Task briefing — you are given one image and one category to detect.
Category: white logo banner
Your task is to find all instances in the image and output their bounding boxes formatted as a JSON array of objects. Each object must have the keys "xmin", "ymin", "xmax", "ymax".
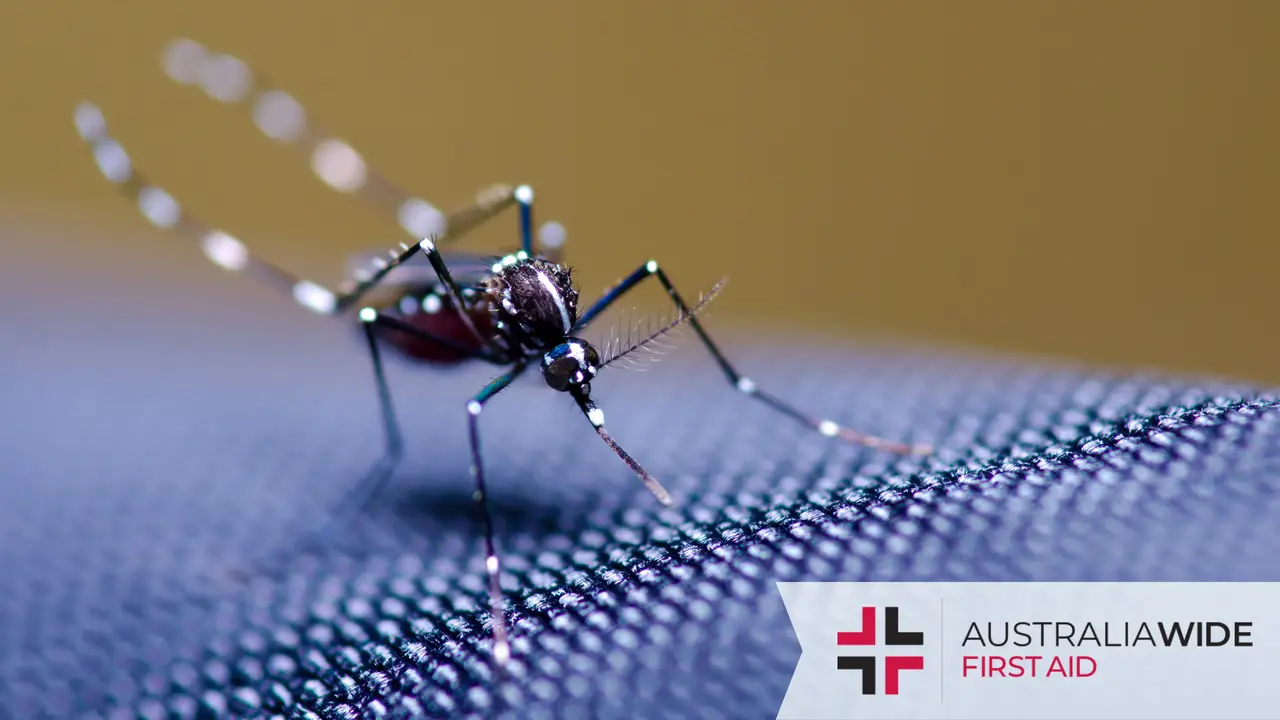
[{"xmin": 777, "ymin": 582, "xmax": 1280, "ymax": 720}]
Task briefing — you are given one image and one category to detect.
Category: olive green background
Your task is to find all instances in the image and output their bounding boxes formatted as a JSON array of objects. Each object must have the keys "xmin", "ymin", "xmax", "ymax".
[{"xmin": 2, "ymin": 2, "xmax": 1276, "ymax": 382}]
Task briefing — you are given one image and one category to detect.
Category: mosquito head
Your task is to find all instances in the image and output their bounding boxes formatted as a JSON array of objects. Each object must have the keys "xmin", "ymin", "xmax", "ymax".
[{"xmin": 541, "ymin": 337, "xmax": 600, "ymax": 392}]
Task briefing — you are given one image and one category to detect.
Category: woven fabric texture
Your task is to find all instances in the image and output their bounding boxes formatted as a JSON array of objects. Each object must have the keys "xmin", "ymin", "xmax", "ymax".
[{"xmin": 3, "ymin": 228, "xmax": 1279, "ymax": 719}]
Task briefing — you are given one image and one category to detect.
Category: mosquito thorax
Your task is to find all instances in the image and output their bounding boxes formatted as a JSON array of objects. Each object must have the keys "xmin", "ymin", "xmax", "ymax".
[
  {"xmin": 484, "ymin": 253, "xmax": 580, "ymax": 350},
  {"xmin": 541, "ymin": 337, "xmax": 601, "ymax": 392}
]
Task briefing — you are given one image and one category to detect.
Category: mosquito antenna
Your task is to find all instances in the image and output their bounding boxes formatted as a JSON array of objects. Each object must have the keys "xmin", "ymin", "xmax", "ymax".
[
  {"xmin": 607, "ymin": 309, "xmax": 683, "ymax": 372},
  {"xmin": 603, "ymin": 308, "xmax": 668, "ymax": 372},
  {"xmin": 600, "ymin": 278, "xmax": 727, "ymax": 370}
]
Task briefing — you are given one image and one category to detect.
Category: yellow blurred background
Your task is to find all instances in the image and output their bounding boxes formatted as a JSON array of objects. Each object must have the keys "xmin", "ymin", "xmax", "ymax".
[{"xmin": 1, "ymin": 2, "xmax": 1276, "ymax": 382}]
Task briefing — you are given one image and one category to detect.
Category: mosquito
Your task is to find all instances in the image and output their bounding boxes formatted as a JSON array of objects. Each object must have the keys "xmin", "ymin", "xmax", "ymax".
[{"xmin": 72, "ymin": 38, "xmax": 931, "ymax": 668}]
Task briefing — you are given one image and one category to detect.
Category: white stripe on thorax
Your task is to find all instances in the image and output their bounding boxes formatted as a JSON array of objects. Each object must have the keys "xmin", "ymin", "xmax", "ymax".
[{"xmin": 534, "ymin": 268, "xmax": 571, "ymax": 333}]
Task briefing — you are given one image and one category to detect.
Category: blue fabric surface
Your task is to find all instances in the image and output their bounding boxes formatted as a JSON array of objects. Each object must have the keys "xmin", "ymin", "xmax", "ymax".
[{"xmin": 3, "ymin": 227, "xmax": 1279, "ymax": 719}]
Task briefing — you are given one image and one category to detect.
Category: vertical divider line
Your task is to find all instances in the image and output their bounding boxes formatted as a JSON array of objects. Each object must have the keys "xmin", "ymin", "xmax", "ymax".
[{"xmin": 939, "ymin": 597, "xmax": 945, "ymax": 704}]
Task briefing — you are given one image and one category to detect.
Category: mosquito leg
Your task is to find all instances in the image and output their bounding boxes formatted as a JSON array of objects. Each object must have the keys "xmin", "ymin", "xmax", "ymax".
[
  {"xmin": 465, "ymin": 363, "xmax": 531, "ymax": 668},
  {"xmin": 413, "ymin": 237, "xmax": 503, "ymax": 352},
  {"xmin": 301, "ymin": 316, "xmax": 405, "ymax": 546},
  {"xmin": 328, "ymin": 309, "xmax": 501, "ymax": 522},
  {"xmin": 301, "ymin": 310, "xmax": 503, "ymax": 543},
  {"xmin": 515, "ymin": 185, "xmax": 535, "ymax": 255},
  {"xmin": 159, "ymin": 38, "xmax": 568, "ymax": 253},
  {"xmin": 575, "ymin": 260, "xmax": 931, "ymax": 455},
  {"xmin": 75, "ymin": 99, "xmax": 504, "ymax": 325},
  {"xmin": 72, "ymin": 101, "xmax": 430, "ymax": 318},
  {"xmin": 220, "ymin": 311, "xmax": 499, "ymax": 587}
]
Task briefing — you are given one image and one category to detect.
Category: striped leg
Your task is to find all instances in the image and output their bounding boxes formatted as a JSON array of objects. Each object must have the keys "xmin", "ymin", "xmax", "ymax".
[
  {"xmin": 72, "ymin": 102, "xmax": 504, "ymax": 564},
  {"xmin": 576, "ymin": 260, "xmax": 932, "ymax": 455},
  {"xmin": 296, "ymin": 309, "xmax": 499, "ymax": 555},
  {"xmin": 75, "ymin": 100, "xmax": 427, "ymax": 315},
  {"xmin": 158, "ymin": 37, "xmax": 568, "ymax": 261},
  {"xmin": 464, "ymin": 363, "xmax": 532, "ymax": 668},
  {"xmin": 220, "ymin": 310, "xmax": 500, "ymax": 584}
]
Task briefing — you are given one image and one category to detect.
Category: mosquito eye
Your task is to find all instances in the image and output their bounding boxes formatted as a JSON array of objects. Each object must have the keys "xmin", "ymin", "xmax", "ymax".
[{"xmin": 543, "ymin": 356, "xmax": 579, "ymax": 391}]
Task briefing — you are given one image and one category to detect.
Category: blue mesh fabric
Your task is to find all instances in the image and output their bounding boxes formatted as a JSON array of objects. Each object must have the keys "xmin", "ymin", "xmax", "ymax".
[{"xmin": 3, "ymin": 229, "xmax": 1279, "ymax": 719}]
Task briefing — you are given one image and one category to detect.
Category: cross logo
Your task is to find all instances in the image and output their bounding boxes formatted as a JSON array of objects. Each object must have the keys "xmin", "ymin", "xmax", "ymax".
[{"xmin": 836, "ymin": 606, "xmax": 926, "ymax": 695}]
